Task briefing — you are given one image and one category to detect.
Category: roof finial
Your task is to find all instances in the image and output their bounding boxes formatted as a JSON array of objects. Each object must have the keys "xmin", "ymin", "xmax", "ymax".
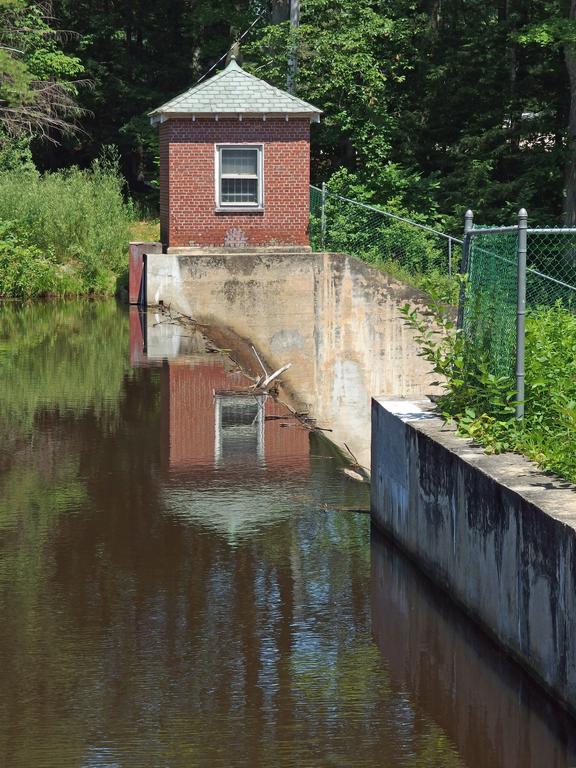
[{"xmin": 226, "ymin": 42, "xmax": 241, "ymax": 67}]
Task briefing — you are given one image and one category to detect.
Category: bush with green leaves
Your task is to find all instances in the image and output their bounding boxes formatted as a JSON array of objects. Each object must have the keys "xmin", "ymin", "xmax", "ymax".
[
  {"xmin": 402, "ymin": 299, "xmax": 576, "ymax": 483},
  {"xmin": 0, "ymin": 148, "xmax": 133, "ymax": 297},
  {"xmin": 0, "ymin": 222, "xmax": 56, "ymax": 298}
]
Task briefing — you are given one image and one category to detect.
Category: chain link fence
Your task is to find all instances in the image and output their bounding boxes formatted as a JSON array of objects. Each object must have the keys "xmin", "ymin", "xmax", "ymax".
[
  {"xmin": 309, "ymin": 187, "xmax": 576, "ymax": 420},
  {"xmin": 310, "ymin": 185, "xmax": 461, "ymax": 279},
  {"xmin": 460, "ymin": 212, "xmax": 576, "ymax": 416}
]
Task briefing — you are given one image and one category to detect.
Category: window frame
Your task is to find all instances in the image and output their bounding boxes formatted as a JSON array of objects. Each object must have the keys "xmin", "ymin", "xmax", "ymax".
[{"xmin": 215, "ymin": 143, "xmax": 264, "ymax": 211}]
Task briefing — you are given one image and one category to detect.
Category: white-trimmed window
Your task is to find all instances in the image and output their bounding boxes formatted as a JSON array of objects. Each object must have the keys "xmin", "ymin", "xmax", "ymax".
[{"xmin": 216, "ymin": 145, "xmax": 263, "ymax": 208}]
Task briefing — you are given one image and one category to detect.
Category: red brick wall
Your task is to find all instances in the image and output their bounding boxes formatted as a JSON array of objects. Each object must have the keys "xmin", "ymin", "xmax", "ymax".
[
  {"xmin": 159, "ymin": 118, "xmax": 311, "ymax": 248},
  {"xmin": 159, "ymin": 123, "xmax": 170, "ymax": 246}
]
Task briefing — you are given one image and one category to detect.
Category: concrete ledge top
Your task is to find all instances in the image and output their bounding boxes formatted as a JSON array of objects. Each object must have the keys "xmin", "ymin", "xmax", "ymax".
[
  {"xmin": 374, "ymin": 397, "xmax": 576, "ymax": 527},
  {"xmin": 166, "ymin": 246, "xmax": 313, "ymax": 255}
]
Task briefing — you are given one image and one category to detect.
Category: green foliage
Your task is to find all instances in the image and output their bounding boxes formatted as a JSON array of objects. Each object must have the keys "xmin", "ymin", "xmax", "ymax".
[
  {"xmin": 0, "ymin": 148, "xmax": 133, "ymax": 296},
  {"xmin": 0, "ymin": 134, "xmax": 34, "ymax": 170},
  {"xmin": 245, "ymin": 0, "xmax": 571, "ymax": 226},
  {"xmin": 521, "ymin": 303, "xmax": 576, "ymax": 478},
  {"xmin": 310, "ymin": 174, "xmax": 460, "ymax": 305},
  {"xmin": 247, "ymin": 0, "xmax": 439, "ymax": 213},
  {"xmin": 401, "ymin": 300, "xmax": 576, "ymax": 482},
  {"xmin": 518, "ymin": 18, "xmax": 576, "ymax": 47},
  {"xmin": 0, "ymin": 221, "xmax": 58, "ymax": 298},
  {"xmin": 50, "ymin": 0, "xmax": 254, "ymax": 189},
  {"xmin": 0, "ymin": 1, "xmax": 84, "ymax": 142},
  {"xmin": 0, "ymin": 0, "xmax": 567, "ymax": 227}
]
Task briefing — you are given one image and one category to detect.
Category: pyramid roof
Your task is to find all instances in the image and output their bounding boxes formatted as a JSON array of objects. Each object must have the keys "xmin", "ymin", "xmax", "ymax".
[{"xmin": 150, "ymin": 56, "xmax": 322, "ymax": 124}]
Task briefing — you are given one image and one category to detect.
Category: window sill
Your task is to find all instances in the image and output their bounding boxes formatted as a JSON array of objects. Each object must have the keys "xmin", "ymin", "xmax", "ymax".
[{"xmin": 215, "ymin": 206, "xmax": 264, "ymax": 214}]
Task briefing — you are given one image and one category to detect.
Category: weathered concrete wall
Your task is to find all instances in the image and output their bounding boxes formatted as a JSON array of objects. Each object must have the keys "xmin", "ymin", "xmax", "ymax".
[
  {"xmin": 145, "ymin": 251, "xmax": 437, "ymax": 467},
  {"xmin": 371, "ymin": 398, "xmax": 576, "ymax": 716}
]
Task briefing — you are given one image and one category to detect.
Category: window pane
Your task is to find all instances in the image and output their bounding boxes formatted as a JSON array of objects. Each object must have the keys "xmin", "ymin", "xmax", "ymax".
[
  {"xmin": 221, "ymin": 149, "xmax": 258, "ymax": 176},
  {"xmin": 221, "ymin": 178, "xmax": 258, "ymax": 204}
]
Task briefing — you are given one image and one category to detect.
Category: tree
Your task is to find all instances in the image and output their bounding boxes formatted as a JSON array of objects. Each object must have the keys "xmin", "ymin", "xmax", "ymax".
[
  {"xmin": 247, "ymin": 0, "xmax": 438, "ymax": 214},
  {"xmin": 50, "ymin": 0, "xmax": 255, "ymax": 188},
  {"xmin": 0, "ymin": 0, "xmax": 84, "ymax": 145},
  {"xmin": 246, "ymin": 0, "xmax": 575, "ymax": 226},
  {"xmin": 517, "ymin": 0, "xmax": 576, "ymax": 224}
]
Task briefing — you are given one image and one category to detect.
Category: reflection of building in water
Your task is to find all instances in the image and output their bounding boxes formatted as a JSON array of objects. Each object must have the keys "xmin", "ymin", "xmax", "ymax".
[
  {"xmin": 129, "ymin": 306, "xmax": 207, "ymax": 366},
  {"xmin": 160, "ymin": 361, "xmax": 309, "ymax": 475},
  {"xmin": 215, "ymin": 394, "xmax": 264, "ymax": 466},
  {"xmin": 130, "ymin": 306, "xmax": 310, "ymax": 477},
  {"xmin": 129, "ymin": 305, "xmax": 148, "ymax": 368}
]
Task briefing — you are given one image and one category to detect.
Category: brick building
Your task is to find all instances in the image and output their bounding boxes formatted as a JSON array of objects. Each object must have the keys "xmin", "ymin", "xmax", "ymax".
[{"xmin": 149, "ymin": 56, "xmax": 321, "ymax": 249}]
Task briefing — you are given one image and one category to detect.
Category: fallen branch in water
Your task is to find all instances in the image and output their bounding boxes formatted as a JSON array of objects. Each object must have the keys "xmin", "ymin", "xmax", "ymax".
[
  {"xmin": 251, "ymin": 345, "xmax": 269, "ymax": 379},
  {"xmin": 318, "ymin": 504, "xmax": 371, "ymax": 514},
  {"xmin": 341, "ymin": 467, "xmax": 370, "ymax": 483},
  {"xmin": 260, "ymin": 362, "xmax": 291, "ymax": 389}
]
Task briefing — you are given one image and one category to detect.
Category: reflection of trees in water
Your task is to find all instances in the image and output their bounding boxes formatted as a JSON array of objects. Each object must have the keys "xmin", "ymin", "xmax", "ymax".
[
  {"xmin": 0, "ymin": 313, "xmax": 163, "ymax": 766},
  {"xmin": 0, "ymin": 300, "xmax": 131, "ymax": 431},
  {"xmin": 0, "ymin": 304, "xmax": 465, "ymax": 767}
]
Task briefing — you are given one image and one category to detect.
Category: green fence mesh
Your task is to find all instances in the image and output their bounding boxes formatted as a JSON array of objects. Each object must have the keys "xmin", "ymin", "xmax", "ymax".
[
  {"xmin": 464, "ymin": 230, "xmax": 519, "ymax": 377},
  {"xmin": 464, "ymin": 226, "xmax": 576, "ymax": 380},
  {"xmin": 310, "ymin": 186, "xmax": 460, "ymax": 278}
]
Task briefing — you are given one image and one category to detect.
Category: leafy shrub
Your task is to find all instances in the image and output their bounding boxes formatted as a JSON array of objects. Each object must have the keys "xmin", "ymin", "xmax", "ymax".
[
  {"xmin": 521, "ymin": 304, "xmax": 576, "ymax": 479},
  {"xmin": 402, "ymin": 299, "xmax": 576, "ymax": 483},
  {"xmin": 0, "ymin": 223, "xmax": 56, "ymax": 298},
  {"xmin": 0, "ymin": 148, "xmax": 134, "ymax": 296}
]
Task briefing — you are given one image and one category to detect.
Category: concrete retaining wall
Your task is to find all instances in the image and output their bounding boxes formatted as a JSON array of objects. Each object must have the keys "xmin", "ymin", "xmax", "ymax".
[
  {"xmin": 144, "ymin": 251, "xmax": 438, "ymax": 467},
  {"xmin": 371, "ymin": 398, "xmax": 576, "ymax": 716}
]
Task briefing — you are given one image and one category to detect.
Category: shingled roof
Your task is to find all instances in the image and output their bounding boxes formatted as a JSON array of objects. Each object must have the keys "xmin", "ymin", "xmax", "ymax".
[{"xmin": 149, "ymin": 56, "xmax": 322, "ymax": 124}]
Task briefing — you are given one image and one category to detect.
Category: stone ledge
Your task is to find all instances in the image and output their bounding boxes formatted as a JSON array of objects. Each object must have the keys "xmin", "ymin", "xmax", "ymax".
[{"xmin": 375, "ymin": 396, "xmax": 576, "ymax": 529}]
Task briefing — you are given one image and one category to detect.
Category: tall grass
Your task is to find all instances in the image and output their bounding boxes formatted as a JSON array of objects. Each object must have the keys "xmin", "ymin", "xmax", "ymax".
[{"xmin": 0, "ymin": 151, "xmax": 134, "ymax": 297}]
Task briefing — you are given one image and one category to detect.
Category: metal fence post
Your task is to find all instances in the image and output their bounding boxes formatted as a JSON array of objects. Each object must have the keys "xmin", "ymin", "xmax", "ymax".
[
  {"xmin": 457, "ymin": 210, "xmax": 474, "ymax": 329},
  {"xmin": 516, "ymin": 208, "xmax": 528, "ymax": 419},
  {"xmin": 448, "ymin": 237, "xmax": 453, "ymax": 276},
  {"xmin": 320, "ymin": 182, "xmax": 327, "ymax": 251}
]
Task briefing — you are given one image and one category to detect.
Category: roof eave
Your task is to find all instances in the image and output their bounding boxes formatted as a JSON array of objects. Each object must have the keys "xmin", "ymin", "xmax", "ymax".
[{"xmin": 150, "ymin": 111, "xmax": 322, "ymax": 127}]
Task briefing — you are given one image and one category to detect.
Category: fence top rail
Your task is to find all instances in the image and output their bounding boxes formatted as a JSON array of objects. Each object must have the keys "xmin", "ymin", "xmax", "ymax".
[
  {"xmin": 527, "ymin": 227, "xmax": 576, "ymax": 235},
  {"xmin": 471, "ymin": 243, "xmax": 576, "ymax": 293},
  {"xmin": 470, "ymin": 226, "xmax": 576, "ymax": 236},
  {"xmin": 526, "ymin": 267, "xmax": 576, "ymax": 292},
  {"xmin": 310, "ymin": 185, "xmax": 463, "ymax": 244},
  {"xmin": 470, "ymin": 225, "xmax": 519, "ymax": 235}
]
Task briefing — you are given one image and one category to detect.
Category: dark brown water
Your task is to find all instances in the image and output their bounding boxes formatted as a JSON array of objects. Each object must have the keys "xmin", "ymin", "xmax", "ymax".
[{"xmin": 0, "ymin": 300, "xmax": 575, "ymax": 768}]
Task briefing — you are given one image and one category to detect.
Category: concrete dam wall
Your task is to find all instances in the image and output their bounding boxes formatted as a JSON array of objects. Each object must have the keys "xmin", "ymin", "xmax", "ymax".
[
  {"xmin": 371, "ymin": 398, "xmax": 576, "ymax": 717},
  {"xmin": 144, "ymin": 250, "xmax": 436, "ymax": 467}
]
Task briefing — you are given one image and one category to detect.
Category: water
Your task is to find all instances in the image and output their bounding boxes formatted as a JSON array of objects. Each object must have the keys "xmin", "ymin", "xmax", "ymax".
[{"xmin": 0, "ymin": 300, "xmax": 575, "ymax": 767}]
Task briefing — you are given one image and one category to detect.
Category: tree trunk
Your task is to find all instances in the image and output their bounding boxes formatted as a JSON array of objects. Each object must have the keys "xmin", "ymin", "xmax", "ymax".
[
  {"xmin": 271, "ymin": 0, "xmax": 290, "ymax": 24},
  {"xmin": 564, "ymin": 0, "xmax": 576, "ymax": 225}
]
